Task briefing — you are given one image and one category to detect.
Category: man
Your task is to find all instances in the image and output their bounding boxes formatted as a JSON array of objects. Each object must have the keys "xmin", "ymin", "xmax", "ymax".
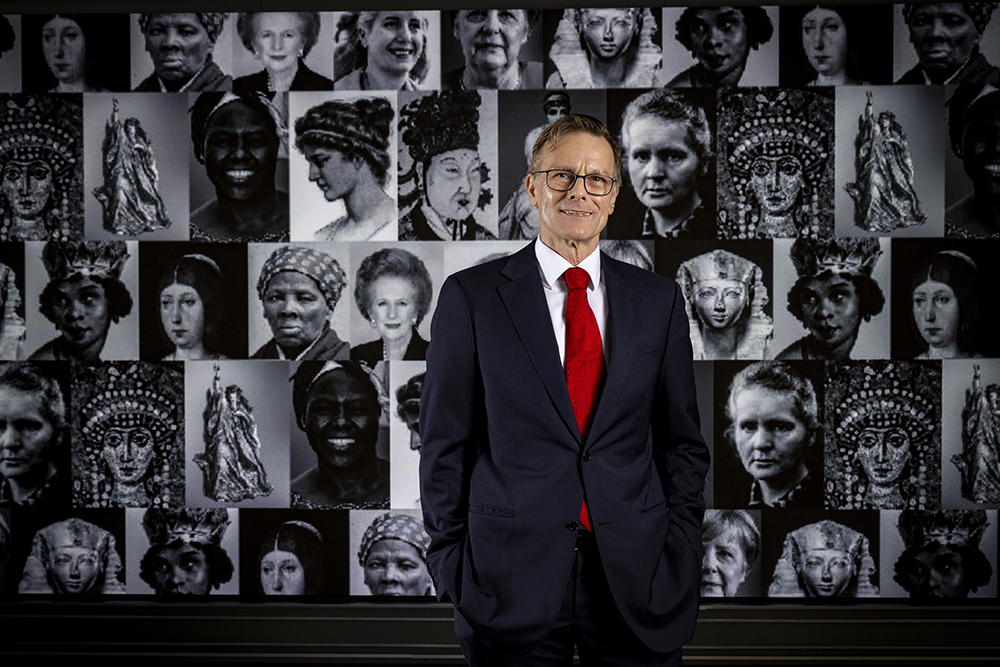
[
  {"xmin": 896, "ymin": 3, "xmax": 998, "ymax": 85},
  {"xmin": 420, "ymin": 114, "xmax": 709, "ymax": 664}
]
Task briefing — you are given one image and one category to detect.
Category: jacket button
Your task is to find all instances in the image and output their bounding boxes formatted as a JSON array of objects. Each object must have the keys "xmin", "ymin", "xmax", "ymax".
[
  {"xmin": 583, "ymin": 452, "xmax": 592, "ymax": 461},
  {"xmin": 566, "ymin": 521, "xmax": 579, "ymax": 531}
]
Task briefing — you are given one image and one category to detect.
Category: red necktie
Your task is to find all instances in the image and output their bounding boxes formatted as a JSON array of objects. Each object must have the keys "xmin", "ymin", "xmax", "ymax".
[{"xmin": 564, "ymin": 267, "xmax": 605, "ymax": 531}]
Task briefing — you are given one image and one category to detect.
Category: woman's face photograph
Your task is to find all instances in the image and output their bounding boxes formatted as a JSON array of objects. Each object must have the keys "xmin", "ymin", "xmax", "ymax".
[
  {"xmin": 150, "ymin": 542, "xmax": 210, "ymax": 595},
  {"xmin": 101, "ymin": 426, "xmax": 155, "ymax": 485},
  {"xmin": 799, "ymin": 275, "xmax": 861, "ymax": 352},
  {"xmin": 454, "ymin": 10, "xmax": 530, "ymax": 74},
  {"xmin": 260, "ymin": 549, "xmax": 306, "ymax": 595},
  {"xmin": 51, "ymin": 277, "xmax": 111, "ymax": 355},
  {"xmin": 906, "ymin": 543, "xmax": 970, "ymax": 598},
  {"xmin": 253, "ymin": 13, "xmax": 305, "ymax": 76},
  {"xmin": 960, "ymin": 93, "xmax": 1000, "ymax": 195},
  {"xmin": 701, "ymin": 526, "xmax": 748, "ymax": 597},
  {"xmin": 856, "ymin": 426, "xmax": 910, "ymax": 486},
  {"xmin": 2, "ymin": 161, "xmax": 53, "ymax": 220},
  {"xmin": 304, "ymin": 370, "xmax": 380, "ymax": 471},
  {"xmin": 144, "ymin": 13, "xmax": 214, "ymax": 83},
  {"xmin": 912, "ymin": 279, "xmax": 959, "ymax": 350},
  {"xmin": 750, "ymin": 156, "xmax": 803, "ymax": 216},
  {"xmin": 801, "ymin": 8, "xmax": 847, "ymax": 78},
  {"xmin": 687, "ymin": 7, "xmax": 749, "ymax": 79},
  {"xmin": 51, "ymin": 546, "xmax": 100, "ymax": 594},
  {"xmin": 42, "ymin": 16, "xmax": 86, "ymax": 84},
  {"xmin": 694, "ymin": 279, "xmax": 747, "ymax": 331},
  {"xmin": 580, "ymin": 9, "xmax": 636, "ymax": 61},
  {"xmin": 732, "ymin": 387, "xmax": 809, "ymax": 484},
  {"xmin": 907, "ymin": 3, "xmax": 980, "ymax": 78},
  {"xmin": 625, "ymin": 117, "xmax": 702, "ymax": 213},
  {"xmin": 262, "ymin": 271, "xmax": 331, "ymax": 352},
  {"xmin": 203, "ymin": 102, "xmax": 278, "ymax": 203},
  {"xmin": 369, "ymin": 276, "xmax": 418, "ymax": 345},
  {"xmin": 364, "ymin": 12, "xmax": 426, "ymax": 76},
  {"xmin": 363, "ymin": 538, "xmax": 432, "ymax": 595},
  {"xmin": 303, "ymin": 146, "xmax": 357, "ymax": 203},
  {"xmin": 160, "ymin": 282, "xmax": 205, "ymax": 351},
  {"xmin": 423, "ymin": 149, "xmax": 481, "ymax": 221},
  {"xmin": 800, "ymin": 548, "xmax": 854, "ymax": 597}
]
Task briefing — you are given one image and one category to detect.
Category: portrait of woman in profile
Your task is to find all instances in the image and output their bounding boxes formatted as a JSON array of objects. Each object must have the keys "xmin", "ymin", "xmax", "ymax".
[
  {"xmin": 334, "ymin": 11, "xmax": 433, "ymax": 91},
  {"xmin": 910, "ymin": 250, "xmax": 982, "ymax": 359},
  {"xmin": 233, "ymin": 12, "xmax": 332, "ymax": 93}
]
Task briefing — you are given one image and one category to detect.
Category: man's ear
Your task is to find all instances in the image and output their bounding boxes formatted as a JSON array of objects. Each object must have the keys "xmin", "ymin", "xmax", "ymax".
[{"xmin": 526, "ymin": 172, "xmax": 539, "ymax": 207}]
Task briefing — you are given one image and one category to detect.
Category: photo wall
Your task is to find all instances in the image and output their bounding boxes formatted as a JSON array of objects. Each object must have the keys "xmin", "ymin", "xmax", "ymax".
[{"xmin": 0, "ymin": 5, "xmax": 998, "ymax": 603}]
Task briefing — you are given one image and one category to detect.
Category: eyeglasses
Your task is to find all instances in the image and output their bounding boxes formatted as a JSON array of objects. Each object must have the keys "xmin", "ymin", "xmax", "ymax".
[{"xmin": 531, "ymin": 169, "xmax": 617, "ymax": 197}]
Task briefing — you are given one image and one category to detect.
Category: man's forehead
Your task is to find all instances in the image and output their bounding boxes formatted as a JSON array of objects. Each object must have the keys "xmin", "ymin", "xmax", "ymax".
[{"xmin": 538, "ymin": 132, "xmax": 616, "ymax": 169}]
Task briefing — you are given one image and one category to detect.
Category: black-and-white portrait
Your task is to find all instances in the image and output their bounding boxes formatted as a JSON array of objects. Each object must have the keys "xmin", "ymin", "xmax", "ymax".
[
  {"xmin": 665, "ymin": 241, "xmax": 773, "ymax": 360},
  {"xmin": 778, "ymin": 4, "xmax": 893, "ymax": 87},
  {"xmin": 881, "ymin": 509, "xmax": 997, "ymax": 598},
  {"xmin": 247, "ymin": 243, "xmax": 351, "ymax": 361},
  {"xmin": 943, "ymin": 360, "xmax": 1000, "ymax": 507},
  {"xmin": 661, "ymin": 6, "xmax": 779, "ymax": 89},
  {"xmin": 288, "ymin": 92, "xmax": 398, "ymax": 242},
  {"xmin": 18, "ymin": 513, "xmax": 125, "ymax": 594},
  {"xmin": 398, "ymin": 89, "xmax": 499, "ymax": 240},
  {"xmin": 332, "ymin": 11, "xmax": 441, "ymax": 91},
  {"xmin": 442, "ymin": 241, "xmax": 529, "ymax": 279},
  {"xmin": 606, "ymin": 87, "xmax": 716, "ymax": 240},
  {"xmin": 188, "ymin": 91, "xmax": 289, "ymax": 242},
  {"xmin": 543, "ymin": 8, "xmax": 665, "ymax": 88},
  {"xmin": 232, "ymin": 12, "xmax": 334, "ymax": 93},
  {"xmin": 825, "ymin": 361, "xmax": 941, "ymax": 510},
  {"xmin": 21, "ymin": 14, "xmax": 130, "ymax": 93},
  {"xmin": 0, "ymin": 16, "xmax": 21, "ymax": 93},
  {"xmin": 349, "ymin": 509, "xmax": 433, "ymax": 596},
  {"xmin": 893, "ymin": 3, "xmax": 1000, "ymax": 85},
  {"xmin": 600, "ymin": 240, "xmax": 653, "ymax": 271},
  {"xmin": 836, "ymin": 86, "xmax": 945, "ymax": 237},
  {"xmin": 0, "ymin": 244, "xmax": 26, "ymax": 361},
  {"xmin": 765, "ymin": 512, "xmax": 880, "ymax": 598},
  {"xmin": 84, "ymin": 93, "xmax": 189, "ymax": 241},
  {"xmin": 712, "ymin": 361, "xmax": 825, "ymax": 509},
  {"xmin": 130, "ymin": 13, "xmax": 234, "ymax": 92},
  {"xmin": 390, "ymin": 361, "xmax": 425, "ymax": 508},
  {"xmin": 701, "ymin": 509, "xmax": 761, "ymax": 598},
  {"xmin": 946, "ymin": 79, "xmax": 1000, "ymax": 238},
  {"xmin": 0, "ymin": 362, "xmax": 70, "ymax": 509},
  {"xmin": 441, "ymin": 10, "xmax": 544, "ymax": 90},
  {"xmin": 71, "ymin": 361, "xmax": 184, "ymax": 508},
  {"xmin": 24, "ymin": 241, "xmax": 139, "ymax": 361},
  {"xmin": 348, "ymin": 243, "xmax": 441, "ymax": 366},
  {"xmin": 127, "ymin": 506, "xmax": 238, "ymax": 595},
  {"xmin": 289, "ymin": 360, "xmax": 389, "ymax": 510},
  {"xmin": 186, "ymin": 361, "xmax": 289, "ymax": 508},
  {"xmin": 0, "ymin": 94, "xmax": 83, "ymax": 242},
  {"xmin": 717, "ymin": 88, "xmax": 834, "ymax": 240},
  {"xmin": 139, "ymin": 243, "xmax": 248, "ymax": 361},
  {"xmin": 772, "ymin": 238, "xmax": 890, "ymax": 361}
]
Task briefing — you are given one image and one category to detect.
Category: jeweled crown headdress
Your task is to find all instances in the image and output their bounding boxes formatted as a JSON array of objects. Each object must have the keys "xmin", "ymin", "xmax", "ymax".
[
  {"xmin": 0, "ymin": 96, "xmax": 79, "ymax": 176},
  {"xmin": 41, "ymin": 241, "xmax": 129, "ymax": 283},
  {"xmin": 142, "ymin": 508, "xmax": 230, "ymax": 548},
  {"xmin": 727, "ymin": 90, "xmax": 829, "ymax": 178},
  {"xmin": 897, "ymin": 510, "xmax": 989, "ymax": 550},
  {"xmin": 790, "ymin": 237, "xmax": 881, "ymax": 281},
  {"xmin": 81, "ymin": 363, "xmax": 179, "ymax": 445},
  {"xmin": 835, "ymin": 362, "xmax": 935, "ymax": 444}
]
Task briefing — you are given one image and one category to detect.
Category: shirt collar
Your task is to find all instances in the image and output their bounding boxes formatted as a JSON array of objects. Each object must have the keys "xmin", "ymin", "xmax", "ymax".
[{"xmin": 534, "ymin": 237, "xmax": 601, "ymax": 290}]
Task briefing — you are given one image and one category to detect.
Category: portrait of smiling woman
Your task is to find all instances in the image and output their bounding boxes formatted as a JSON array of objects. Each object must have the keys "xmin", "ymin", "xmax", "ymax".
[
  {"xmin": 233, "ymin": 13, "xmax": 332, "ymax": 93},
  {"xmin": 21, "ymin": 14, "xmax": 130, "ymax": 93},
  {"xmin": 334, "ymin": 11, "xmax": 437, "ymax": 91}
]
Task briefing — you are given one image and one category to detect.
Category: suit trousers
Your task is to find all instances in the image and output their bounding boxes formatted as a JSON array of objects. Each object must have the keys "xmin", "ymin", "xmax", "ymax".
[{"xmin": 455, "ymin": 530, "xmax": 684, "ymax": 667}]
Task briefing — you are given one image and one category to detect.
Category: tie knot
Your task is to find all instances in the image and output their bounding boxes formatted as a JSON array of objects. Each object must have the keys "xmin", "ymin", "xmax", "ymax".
[{"xmin": 564, "ymin": 267, "xmax": 589, "ymax": 291}]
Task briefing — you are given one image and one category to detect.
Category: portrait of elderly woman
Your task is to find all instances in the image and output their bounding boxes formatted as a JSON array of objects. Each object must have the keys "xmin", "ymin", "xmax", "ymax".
[
  {"xmin": 946, "ymin": 78, "xmax": 1000, "ymax": 238},
  {"xmin": 718, "ymin": 361, "xmax": 823, "ymax": 509},
  {"xmin": 189, "ymin": 92, "xmax": 289, "ymax": 242},
  {"xmin": 18, "ymin": 517, "xmax": 125, "ymax": 594},
  {"xmin": 252, "ymin": 245, "xmax": 349, "ymax": 361},
  {"xmin": 892, "ymin": 510, "xmax": 995, "ymax": 598},
  {"xmin": 139, "ymin": 508, "xmax": 235, "ymax": 596},
  {"xmin": 21, "ymin": 14, "xmax": 129, "ymax": 93},
  {"xmin": 334, "ymin": 11, "xmax": 436, "ymax": 91},
  {"xmin": 768, "ymin": 518, "xmax": 879, "ymax": 598},
  {"xmin": 351, "ymin": 247, "xmax": 433, "ymax": 365},
  {"xmin": 443, "ymin": 10, "xmax": 542, "ymax": 90},
  {"xmin": 701, "ymin": 510, "xmax": 760, "ymax": 598},
  {"xmin": 353, "ymin": 511, "xmax": 433, "ymax": 596},
  {"xmin": 896, "ymin": 3, "xmax": 999, "ymax": 85},
  {"xmin": 399, "ymin": 91, "xmax": 495, "ymax": 240},
  {"xmin": 0, "ymin": 362, "xmax": 69, "ymax": 508},
  {"xmin": 233, "ymin": 13, "xmax": 332, "ymax": 93},
  {"xmin": 545, "ymin": 8, "xmax": 665, "ymax": 88},
  {"xmin": 134, "ymin": 13, "xmax": 232, "ymax": 92},
  {"xmin": 292, "ymin": 96, "xmax": 397, "ymax": 242},
  {"xmin": 257, "ymin": 519, "xmax": 329, "ymax": 595},
  {"xmin": 0, "ymin": 94, "xmax": 83, "ymax": 241},
  {"xmin": 28, "ymin": 241, "xmax": 134, "ymax": 362},
  {"xmin": 776, "ymin": 238, "xmax": 886, "ymax": 361},
  {"xmin": 71, "ymin": 362, "xmax": 183, "ymax": 508},
  {"xmin": 718, "ymin": 88, "xmax": 834, "ymax": 239},
  {"xmin": 665, "ymin": 6, "xmax": 774, "ymax": 89},
  {"xmin": 677, "ymin": 249, "xmax": 772, "ymax": 360},
  {"xmin": 826, "ymin": 361, "xmax": 941, "ymax": 511},
  {"xmin": 290, "ymin": 361, "xmax": 388, "ymax": 510}
]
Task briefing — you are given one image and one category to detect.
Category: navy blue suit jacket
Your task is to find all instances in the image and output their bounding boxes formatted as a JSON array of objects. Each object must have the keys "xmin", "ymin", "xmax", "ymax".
[{"xmin": 419, "ymin": 240, "xmax": 709, "ymax": 655}]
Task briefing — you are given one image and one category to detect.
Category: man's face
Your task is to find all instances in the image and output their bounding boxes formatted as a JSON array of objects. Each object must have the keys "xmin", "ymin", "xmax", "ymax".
[
  {"xmin": 364, "ymin": 538, "xmax": 432, "ymax": 595},
  {"xmin": 799, "ymin": 548, "xmax": 854, "ymax": 597},
  {"xmin": 625, "ymin": 117, "xmax": 702, "ymax": 213},
  {"xmin": 149, "ymin": 542, "xmax": 211, "ymax": 595},
  {"xmin": 262, "ymin": 271, "xmax": 331, "ymax": 354},
  {"xmin": 799, "ymin": 274, "xmax": 862, "ymax": 356},
  {"xmin": 960, "ymin": 93, "xmax": 1000, "ymax": 199},
  {"xmin": 0, "ymin": 387, "xmax": 56, "ymax": 483},
  {"xmin": 908, "ymin": 4, "xmax": 981, "ymax": 79},
  {"xmin": 144, "ymin": 13, "xmax": 214, "ymax": 83},
  {"xmin": 687, "ymin": 7, "xmax": 750, "ymax": 80},
  {"xmin": 2, "ymin": 161, "xmax": 53, "ymax": 220},
  {"xmin": 203, "ymin": 102, "xmax": 277, "ymax": 203},
  {"xmin": 693, "ymin": 279, "xmax": 747, "ymax": 330},
  {"xmin": 51, "ymin": 546, "xmax": 101, "ymax": 594},
  {"xmin": 856, "ymin": 426, "xmax": 910, "ymax": 486},
  {"xmin": 101, "ymin": 426, "xmax": 155, "ymax": 486},
  {"xmin": 579, "ymin": 9, "xmax": 636, "ymax": 61},
  {"xmin": 304, "ymin": 370, "xmax": 380, "ymax": 471},
  {"xmin": 421, "ymin": 149, "xmax": 482, "ymax": 221},
  {"xmin": 701, "ymin": 525, "xmax": 749, "ymax": 597},
  {"xmin": 527, "ymin": 132, "xmax": 618, "ymax": 255},
  {"xmin": 454, "ymin": 10, "xmax": 531, "ymax": 75},
  {"xmin": 732, "ymin": 387, "xmax": 809, "ymax": 485}
]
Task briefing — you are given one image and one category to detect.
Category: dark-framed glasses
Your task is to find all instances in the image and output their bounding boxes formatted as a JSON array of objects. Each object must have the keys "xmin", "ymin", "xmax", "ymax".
[{"xmin": 532, "ymin": 169, "xmax": 617, "ymax": 196}]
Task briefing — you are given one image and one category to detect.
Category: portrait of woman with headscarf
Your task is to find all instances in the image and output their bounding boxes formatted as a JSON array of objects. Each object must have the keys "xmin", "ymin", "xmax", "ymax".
[{"xmin": 133, "ymin": 13, "xmax": 232, "ymax": 93}]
